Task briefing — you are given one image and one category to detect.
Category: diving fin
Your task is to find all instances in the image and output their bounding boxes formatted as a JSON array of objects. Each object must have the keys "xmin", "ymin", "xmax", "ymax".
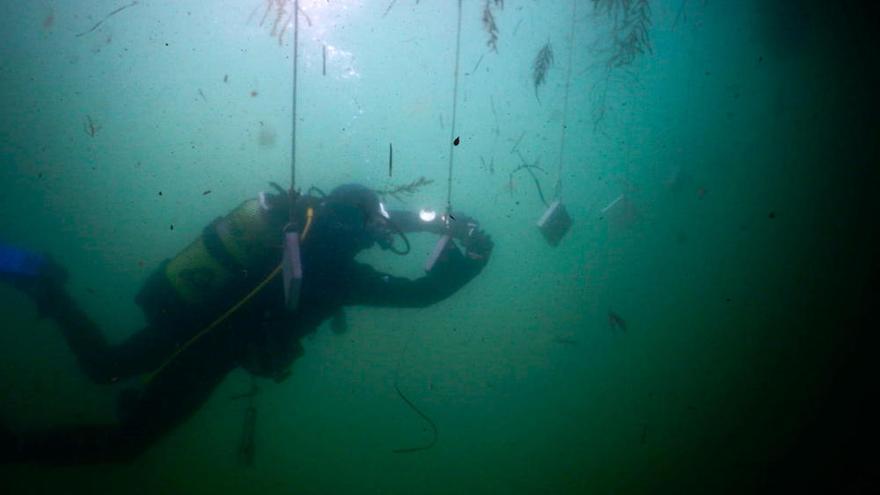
[{"xmin": 0, "ymin": 243, "xmax": 45, "ymax": 278}]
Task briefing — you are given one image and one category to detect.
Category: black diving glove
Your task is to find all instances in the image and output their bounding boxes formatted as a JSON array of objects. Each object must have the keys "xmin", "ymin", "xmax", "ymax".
[
  {"xmin": 440, "ymin": 214, "xmax": 493, "ymax": 265},
  {"xmin": 460, "ymin": 227, "xmax": 494, "ymax": 265},
  {"xmin": 427, "ymin": 222, "xmax": 493, "ymax": 276}
]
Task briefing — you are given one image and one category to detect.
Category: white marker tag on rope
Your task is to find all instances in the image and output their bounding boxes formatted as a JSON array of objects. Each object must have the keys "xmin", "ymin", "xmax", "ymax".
[
  {"xmin": 282, "ymin": 232, "xmax": 303, "ymax": 311},
  {"xmin": 424, "ymin": 234, "xmax": 452, "ymax": 273}
]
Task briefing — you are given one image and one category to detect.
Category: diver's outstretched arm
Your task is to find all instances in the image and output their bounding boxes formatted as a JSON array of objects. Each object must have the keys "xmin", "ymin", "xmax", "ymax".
[
  {"xmin": 2, "ymin": 328, "xmax": 238, "ymax": 465},
  {"xmin": 346, "ymin": 221, "xmax": 493, "ymax": 308}
]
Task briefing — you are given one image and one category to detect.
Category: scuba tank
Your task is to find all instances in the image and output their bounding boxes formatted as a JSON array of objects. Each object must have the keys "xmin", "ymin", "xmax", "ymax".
[
  {"xmin": 136, "ymin": 184, "xmax": 400, "ymax": 382},
  {"xmin": 135, "ymin": 193, "xmax": 290, "ymax": 329}
]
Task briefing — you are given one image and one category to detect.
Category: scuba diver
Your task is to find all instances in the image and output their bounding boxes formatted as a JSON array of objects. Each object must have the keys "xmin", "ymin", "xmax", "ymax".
[{"xmin": 0, "ymin": 183, "xmax": 493, "ymax": 464}]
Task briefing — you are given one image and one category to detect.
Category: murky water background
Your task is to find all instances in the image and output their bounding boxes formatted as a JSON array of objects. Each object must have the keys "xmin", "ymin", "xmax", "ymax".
[{"xmin": 1, "ymin": 1, "xmax": 876, "ymax": 493}]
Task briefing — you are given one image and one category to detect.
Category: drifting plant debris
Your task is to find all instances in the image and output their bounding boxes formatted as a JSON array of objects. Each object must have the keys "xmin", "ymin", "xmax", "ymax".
[
  {"xmin": 231, "ymin": 379, "xmax": 260, "ymax": 467},
  {"xmin": 509, "ymin": 130, "xmax": 526, "ymax": 154},
  {"xmin": 75, "ymin": 1, "xmax": 139, "ymax": 38},
  {"xmin": 391, "ymin": 323, "xmax": 438, "ymax": 454},
  {"xmin": 532, "ymin": 41, "xmax": 554, "ymax": 102},
  {"xmin": 513, "ymin": 18, "xmax": 524, "ymax": 36},
  {"xmin": 374, "ymin": 176, "xmax": 434, "ymax": 202},
  {"xmin": 489, "ymin": 95, "xmax": 500, "ymax": 137},
  {"xmin": 590, "ymin": 0, "xmax": 653, "ymax": 129},
  {"xmin": 248, "ymin": 0, "xmax": 312, "ymax": 45},
  {"xmin": 594, "ymin": 0, "xmax": 652, "ymax": 68},
  {"xmin": 480, "ymin": 155, "xmax": 496, "ymax": 175},
  {"xmin": 391, "ymin": 382, "xmax": 438, "ymax": 454},
  {"xmin": 673, "ymin": 0, "xmax": 689, "ymax": 30},
  {"xmin": 382, "ymin": 0, "xmax": 399, "ymax": 18},
  {"xmin": 482, "ymin": 1, "xmax": 500, "ymax": 52},
  {"xmin": 510, "ymin": 151, "xmax": 549, "ymax": 206},
  {"xmin": 383, "ymin": 0, "xmax": 425, "ymax": 18},
  {"xmin": 468, "ymin": 53, "xmax": 485, "ymax": 75}
]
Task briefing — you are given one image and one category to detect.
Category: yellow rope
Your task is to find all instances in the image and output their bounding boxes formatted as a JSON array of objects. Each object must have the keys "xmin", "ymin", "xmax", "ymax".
[
  {"xmin": 144, "ymin": 207, "xmax": 315, "ymax": 384},
  {"xmin": 143, "ymin": 262, "xmax": 283, "ymax": 384}
]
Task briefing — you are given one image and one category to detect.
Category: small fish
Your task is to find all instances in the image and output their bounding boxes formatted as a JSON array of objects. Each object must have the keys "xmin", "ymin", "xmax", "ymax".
[
  {"xmin": 83, "ymin": 115, "xmax": 101, "ymax": 138},
  {"xmin": 202, "ymin": 190, "xmax": 212, "ymax": 195},
  {"xmin": 223, "ymin": 74, "xmax": 229, "ymax": 83},
  {"xmin": 608, "ymin": 310, "xmax": 627, "ymax": 332},
  {"xmin": 552, "ymin": 336, "xmax": 578, "ymax": 346},
  {"xmin": 43, "ymin": 10, "xmax": 55, "ymax": 29},
  {"xmin": 330, "ymin": 308, "xmax": 348, "ymax": 335},
  {"xmin": 237, "ymin": 405, "xmax": 257, "ymax": 467},
  {"xmin": 198, "ymin": 88, "xmax": 207, "ymax": 102}
]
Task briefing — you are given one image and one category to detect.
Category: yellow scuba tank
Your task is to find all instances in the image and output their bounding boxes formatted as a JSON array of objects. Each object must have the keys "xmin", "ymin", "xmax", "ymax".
[{"xmin": 136, "ymin": 195, "xmax": 289, "ymax": 328}]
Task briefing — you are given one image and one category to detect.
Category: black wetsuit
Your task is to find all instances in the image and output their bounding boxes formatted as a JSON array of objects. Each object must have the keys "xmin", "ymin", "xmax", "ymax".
[{"xmin": 4, "ymin": 221, "xmax": 485, "ymax": 464}]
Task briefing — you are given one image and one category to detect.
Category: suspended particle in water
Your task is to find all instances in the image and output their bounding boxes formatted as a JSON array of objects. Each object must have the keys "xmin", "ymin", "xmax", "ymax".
[{"xmin": 453, "ymin": 136, "xmax": 460, "ymax": 146}]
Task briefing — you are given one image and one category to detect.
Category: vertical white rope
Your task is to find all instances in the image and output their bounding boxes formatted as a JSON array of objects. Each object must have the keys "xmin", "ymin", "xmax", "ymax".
[
  {"xmin": 291, "ymin": 0, "xmax": 300, "ymax": 191},
  {"xmin": 556, "ymin": 0, "xmax": 577, "ymax": 200},
  {"xmin": 445, "ymin": 0, "xmax": 463, "ymax": 216}
]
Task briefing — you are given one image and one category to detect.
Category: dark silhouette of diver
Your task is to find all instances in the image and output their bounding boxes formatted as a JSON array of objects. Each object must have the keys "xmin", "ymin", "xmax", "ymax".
[{"xmin": 0, "ymin": 183, "xmax": 493, "ymax": 464}]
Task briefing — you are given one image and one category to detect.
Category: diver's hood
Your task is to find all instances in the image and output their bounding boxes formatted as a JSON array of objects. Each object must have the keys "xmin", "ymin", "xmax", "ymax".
[
  {"xmin": 311, "ymin": 184, "xmax": 390, "ymax": 254},
  {"xmin": 324, "ymin": 183, "xmax": 388, "ymax": 222}
]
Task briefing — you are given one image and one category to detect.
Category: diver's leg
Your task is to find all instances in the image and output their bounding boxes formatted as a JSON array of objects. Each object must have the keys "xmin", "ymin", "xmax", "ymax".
[
  {"xmin": 4, "ymin": 332, "xmax": 238, "ymax": 465},
  {"xmin": 37, "ymin": 284, "xmax": 176, "ymax": 383},
  {"xmin": 16, "ymin": 270, "xmax": 181, "ymax": 384}
]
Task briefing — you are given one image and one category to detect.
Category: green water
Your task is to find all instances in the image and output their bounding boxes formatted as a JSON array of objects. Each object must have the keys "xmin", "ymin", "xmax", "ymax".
[{"xmin": 1, "ymin": 0, "xmax": 877, "ymax": 493}]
